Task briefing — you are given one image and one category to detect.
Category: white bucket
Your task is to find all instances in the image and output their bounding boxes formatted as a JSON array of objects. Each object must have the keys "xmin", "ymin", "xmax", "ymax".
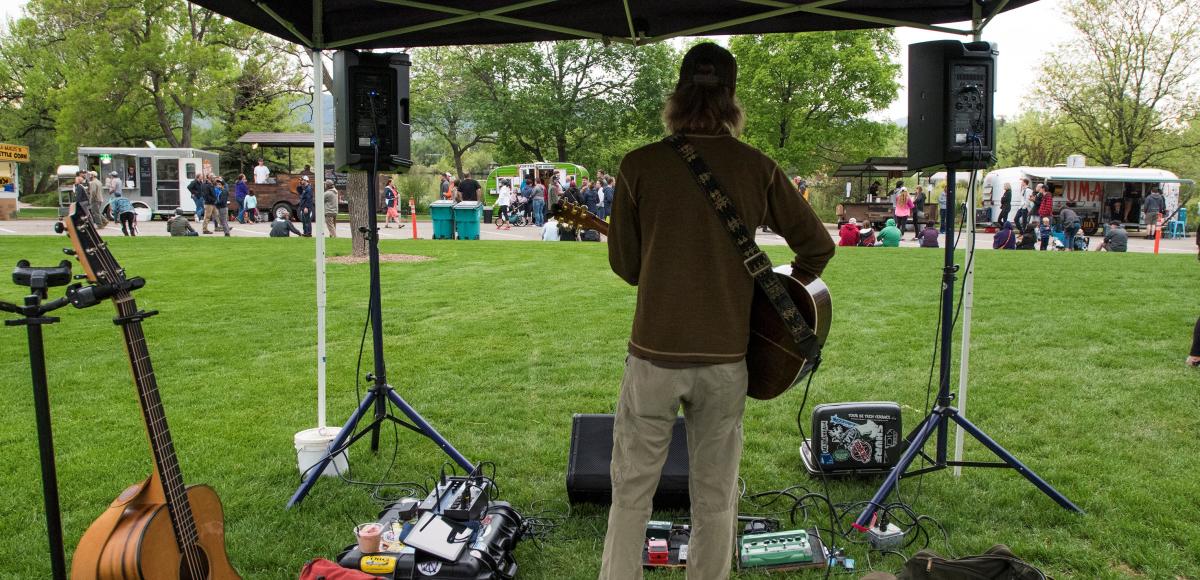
[{"xmin": 294, "ymin": 426, "xmax": 350, "ymax": 478}]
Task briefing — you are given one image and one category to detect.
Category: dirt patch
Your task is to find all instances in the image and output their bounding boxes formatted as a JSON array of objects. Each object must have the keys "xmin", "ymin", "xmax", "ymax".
[{"xmin": 326, "ymin": 253, "xmax": 434, "ymax": 265}]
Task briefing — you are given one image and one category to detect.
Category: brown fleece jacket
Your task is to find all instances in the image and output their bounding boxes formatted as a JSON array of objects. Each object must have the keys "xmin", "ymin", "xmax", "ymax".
[{"xmin": 608, "ymin": 135, "xmax": 835, "ymax": 364}]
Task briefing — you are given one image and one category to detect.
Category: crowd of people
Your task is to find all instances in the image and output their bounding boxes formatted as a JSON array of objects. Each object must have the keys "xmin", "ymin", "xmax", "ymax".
[{"xmin": 491, "ymin": 171, "xmax": 616, "ymax": 235}]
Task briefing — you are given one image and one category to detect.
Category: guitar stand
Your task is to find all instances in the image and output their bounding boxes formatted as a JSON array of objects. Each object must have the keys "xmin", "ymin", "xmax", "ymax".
[
  {"xmin": 287, "ymin": 163, "xmax": 473, "ymax": 509},
  {"xmin": 852, "ymin": 167, "xmax": 1082, "ymax": 531},
  {"xmin": 2, "ymin": 259, "xmax": 76, "ymax": 580}
]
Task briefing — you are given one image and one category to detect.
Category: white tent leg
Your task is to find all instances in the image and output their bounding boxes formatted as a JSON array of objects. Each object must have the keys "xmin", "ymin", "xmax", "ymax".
[
  {"xmin": 314, "ymin": 47, "xmax": 327, "ymax": 429},
  {"xmin": 953, "ymin": 173, "xmax": 976, "ymax": 476}
]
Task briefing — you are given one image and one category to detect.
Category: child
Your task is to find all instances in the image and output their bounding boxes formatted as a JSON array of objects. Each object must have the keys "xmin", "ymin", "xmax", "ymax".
[
  {"xmin": 244, "ymin": 190, "xmax": 258, "ymax": 223},
  {"xmin": 383, "ymin": 179, "xmax": 399, "ymax": 227},
  {"xmin": 1038, "ymin": 217, "xmax": 1052, "ymax": 251}
]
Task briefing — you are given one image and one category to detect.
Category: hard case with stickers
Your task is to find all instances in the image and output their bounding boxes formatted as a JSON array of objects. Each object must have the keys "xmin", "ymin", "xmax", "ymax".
[{"xmin": 801, "ymin": 402, "xmax": 903, "ymax": 476}]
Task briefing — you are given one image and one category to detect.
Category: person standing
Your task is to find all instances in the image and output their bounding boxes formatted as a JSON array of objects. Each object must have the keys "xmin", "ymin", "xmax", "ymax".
[
  {"xmin": 893, "ymin": 187, "xmax": 914, "ymax": 235},
  {"xmin": 297, "ymin": 175, "xmax": 314, "ymax": 236},
  {"xmin": 323, "ymin": 180, "xmax": 339, "ymax": 238},
  {"xmin": 458, "ymin": 172, "xmax": 481, "ymax": 202},
  {"xmin": 1016, "ymin": 178, "xmax": 1033, "ymax": 230},
  {"xmin": 998, "ymin": 182, "xmax": 1013, "ymax": 226},
  {"xmin": 495, "ymin": 181, "xmax": 511, "ymax": 228},
  {"xmin": 1037, "ymin": 183, "xmax": 1055, "ymax": 223},
  {"xmin": 601, "ymin": 177, "xmax": 615, "ymax": 220},
  {"xmin": 106, "ymin": 171, "xmax": 123, "ymax": 198},
  {"xmin": 439, "ymin": 172, "xmax": 451, "ymax": 199},
  {"xmin": 1143, "ymin": 186, "xmax": 1166, "ymax": 239},
  {"xmin": 243, "ymin": 189, "xmax": 259, "ymax": 223},
  {"xmin": 1060, "ymin": 204, "xmax": 1081, "ymax": 251},
  {"xmin": 88, "ymin": 171, "xmax": 106, "ymax": 227},
  {"xmin": 911, "ymin": 185, "xmax": 926, "ymax": 240},
  {"xmin": 188, "ymin": 175, "xmax": 204, "ymax": 223},
  {"xmin": 601, "ymin": 43, "xmax": 834, "ymax": 580},
  {"xmin": 253, "ymin": 159, "xmax": 270, "ymax": 184},
  {"xmin": 383, "ymin": 178, "xmax": 399, "ymax": 228},
  {"xmin": 532, "ymin": 178, "xmax": 546, "ymax": 227},
  {"xmin": 235, "ymin": 174, "xmax": 250, "ymax": 223},
  {"xmin": 1038, "ymin": 216, "xmax": 1053, "ymax": 251},
  {"xmin": 212, "ymin": 177, "xmax": 231, "ymax": 236},
  {"xmin": 201, "ymin": 174, "xmax": 217, "ymax": 234},
  {"xmin": 73, "ymin": 172, "xmax": 91, "ymax": 217},
  {"xmin": 937, "ymin": 184, "xmax": 948, "ymax": 233},
  {"xmin": 582, "ymin": 177, "xmax": 600, "ymax": 214},
  {"xmin": 111, "ymin": 191, "xmax": 136, "ymax": 236}
]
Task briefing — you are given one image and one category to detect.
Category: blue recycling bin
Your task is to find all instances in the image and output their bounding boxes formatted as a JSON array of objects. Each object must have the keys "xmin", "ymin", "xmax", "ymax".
[
  {"xmin": 430, "ymin": 200, "xmax": 456, "ymax": 240},
  {"xmin": 453, "ymin": 201, "xmax": 482, "ymax": 240}
]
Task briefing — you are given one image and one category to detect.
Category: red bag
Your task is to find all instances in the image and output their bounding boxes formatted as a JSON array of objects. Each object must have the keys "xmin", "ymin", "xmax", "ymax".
[{"xmin": 299, "ymin": 558, "xmax": 376, "ymax": 580}]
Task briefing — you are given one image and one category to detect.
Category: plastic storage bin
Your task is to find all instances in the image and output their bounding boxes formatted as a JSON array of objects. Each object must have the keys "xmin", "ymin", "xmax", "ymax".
[
  {"xmin": 430, "ymin": 200, "xmax": 456, "ymax": 240},
  {"xmin": 453, "ymin": 201, "xmax": 483, "ymax": 240}
]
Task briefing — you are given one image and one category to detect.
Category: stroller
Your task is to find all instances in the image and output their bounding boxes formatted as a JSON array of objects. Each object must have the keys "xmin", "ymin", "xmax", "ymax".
[{"xmin": 504, "ymin": 198, "xmax": 531, "ymax": 227}]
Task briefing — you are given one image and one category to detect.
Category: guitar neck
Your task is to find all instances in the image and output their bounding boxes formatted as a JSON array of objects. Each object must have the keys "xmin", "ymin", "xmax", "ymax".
[
  {"xmin": 551, "ymin": 201, "xmax": 609, "ymax": 236},
  {"xmin": 113, "ymin": 292, "xmax": 201, "ymax": 553}
]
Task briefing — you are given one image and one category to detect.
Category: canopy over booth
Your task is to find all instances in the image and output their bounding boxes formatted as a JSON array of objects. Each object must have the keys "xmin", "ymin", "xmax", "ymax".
[{"xmin": 188, "ymin": 0, "xmax": 1035, "ymax": 49}]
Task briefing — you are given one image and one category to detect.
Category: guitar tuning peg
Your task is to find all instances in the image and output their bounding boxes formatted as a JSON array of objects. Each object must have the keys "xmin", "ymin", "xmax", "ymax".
[{"xmin": 63, "ymin": 248, "xmax": 76, "ymax": 256}]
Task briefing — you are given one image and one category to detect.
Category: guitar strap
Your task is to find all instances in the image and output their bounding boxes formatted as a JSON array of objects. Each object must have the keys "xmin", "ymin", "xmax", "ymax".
[{"xmin": 662, "ymin": 133, "xmax": 820, "ymax": 360}]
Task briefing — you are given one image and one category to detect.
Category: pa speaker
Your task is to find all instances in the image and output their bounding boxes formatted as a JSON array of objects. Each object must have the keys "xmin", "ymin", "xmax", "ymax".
[
  {"xmin": 566, "ymin": 414, "xmax": 690, "ymax": 509},
  {"xmin": 907, "ymin": 40, "xmax": 997, "ymax": 171},
  {"xmin": 333, "ymin": 50, "xmax": 412, "ymax": 171}
]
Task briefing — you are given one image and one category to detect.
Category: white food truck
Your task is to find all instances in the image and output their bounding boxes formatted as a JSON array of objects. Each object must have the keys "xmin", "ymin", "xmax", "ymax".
[
  {"xmin": 77, "ymin": 147, "xmax": 219, "ymax": 220},
  {"xmin": 982, "ymin": 157, "xmax": 1191, "ymax": 235}
]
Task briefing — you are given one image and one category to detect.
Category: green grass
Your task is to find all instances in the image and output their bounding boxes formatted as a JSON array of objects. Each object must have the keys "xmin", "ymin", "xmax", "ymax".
[
  {"xmin": 15, "ymin": 207, "xmax": 62, "ymax": 219},
  {"xmin": 0, "ymin": 237, "xmax": 1196, "ymax": 579}
]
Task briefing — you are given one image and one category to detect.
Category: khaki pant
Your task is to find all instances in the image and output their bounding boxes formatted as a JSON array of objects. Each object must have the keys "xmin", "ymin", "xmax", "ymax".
[
  {"xmin": 599, "ymin": 356, "xmax": 747, "ymax": 580},
  {"xmin": 325, "ymin": 214, "xmax": 337, "ymax": 237},
  {"xmin": 203, "ymin": 204, "xmax": 217, "ymax": 232}
]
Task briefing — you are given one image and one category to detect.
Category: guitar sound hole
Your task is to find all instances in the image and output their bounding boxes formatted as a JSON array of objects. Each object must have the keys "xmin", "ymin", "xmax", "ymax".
[{"xmin": 178, "ymin": 546, "xmax": 211, "ymax": 580}]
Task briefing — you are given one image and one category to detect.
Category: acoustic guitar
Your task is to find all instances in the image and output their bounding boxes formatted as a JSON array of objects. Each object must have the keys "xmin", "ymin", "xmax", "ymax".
[
  {"xmin": 550, "ymin": 200, "xmax": 831, "ymax": 400},
  {"xmin": 61, "ymin": 203, "xmax": 240, "ymax": 580}
]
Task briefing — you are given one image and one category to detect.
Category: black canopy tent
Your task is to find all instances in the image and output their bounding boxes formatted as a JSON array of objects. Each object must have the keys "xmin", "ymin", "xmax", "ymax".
[
  {"xmin": 188, "ymin": 0, "xmax": 1034, "ymax": 49},
  {"xmin": 190, "ymin": 0, "xmax": 1042, "ymax": 510}
]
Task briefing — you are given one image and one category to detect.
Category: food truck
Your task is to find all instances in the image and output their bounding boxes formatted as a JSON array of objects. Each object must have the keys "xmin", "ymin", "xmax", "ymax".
[
  {"xmin": 485, "ymin": 162, "xmax": 590, "ymax": 202},
  {"xmin": 77, "ymin": 147, "xmax": 219, "ymax": 219},
  {"xmin": 0, "ymin": 143, "xmax": 29, "ymax": 220},
  {"xmin": 982, "ymin": 157, "xmax": 1192, "ymax": 234}
]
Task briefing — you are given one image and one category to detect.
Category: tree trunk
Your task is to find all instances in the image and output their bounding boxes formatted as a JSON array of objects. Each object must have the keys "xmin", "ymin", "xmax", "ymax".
[
  {"xmin": 451, "ymin": 144, "xmax": 465, "ymax": 179},
  {"xmin": 555, "ymin": 133, "xmax": 568, "ymax": 162},
  {"xmin": 348, "ymin": 170, "xmax": 369, "ymax": 257}
]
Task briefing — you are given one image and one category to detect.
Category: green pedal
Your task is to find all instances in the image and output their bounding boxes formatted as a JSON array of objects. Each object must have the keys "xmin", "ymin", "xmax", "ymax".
[{"xmin": 739, "ymin": 529, "xmax": 814, "ymax": 569}]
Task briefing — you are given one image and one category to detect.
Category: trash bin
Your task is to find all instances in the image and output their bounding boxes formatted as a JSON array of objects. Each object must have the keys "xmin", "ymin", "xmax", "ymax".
[
  {"xmin": 453, "ymin": 201, "xmax": 482, "ymax": 240},
  {"xmin": 430, "ymin": 200, "xmax": 456, "ymax": 240},
  {"xmin": 483, "ymin": 206, "xmax": 493, "ymax": 224}
]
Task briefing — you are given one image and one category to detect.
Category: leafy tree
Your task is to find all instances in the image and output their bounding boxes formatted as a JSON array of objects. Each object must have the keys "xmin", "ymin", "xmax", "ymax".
[
  {"xmin": 994, "ymin": 111, "xmax": 1079, "ymax": 167},
  {"xmin": 1034, "ymin": 0, "xmax": 1200, "ymax": 166},
  {"xmin": 410, "ymin": 47, "xmax": 495, "ymax": 179},
  {"xmin": 730, "ymin": 31, "xmax": 900, "ymax": 176},
  {"xmin": 465, "ymin": 41, "xmax": 676, "ymax": 168}
]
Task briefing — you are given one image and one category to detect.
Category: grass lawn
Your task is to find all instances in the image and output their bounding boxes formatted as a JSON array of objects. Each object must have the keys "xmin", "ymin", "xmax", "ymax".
[
  {"xmin": 15, "ymin": 207, "xmax": 61, "ymax": 219},
  {"xmin": 0, "ymin": 236, "xmax": 1196, "ymax": 579}
]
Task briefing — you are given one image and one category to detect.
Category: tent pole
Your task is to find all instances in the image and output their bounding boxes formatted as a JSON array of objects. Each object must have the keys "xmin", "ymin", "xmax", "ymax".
[
  {"xmin": 314, "ymin": 47, "xmax": 327, "ymax": 429},
  {"xmin": 953, "ymin": 171, "xmax": 976, "ymax": 475}
]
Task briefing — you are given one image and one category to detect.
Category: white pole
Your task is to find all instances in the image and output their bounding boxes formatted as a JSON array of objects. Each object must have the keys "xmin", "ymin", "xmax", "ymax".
[
  {"xmin": 313, "ymin": 48, "xmax": 327, "ymax": 429},
  {"xmin": 953, "ymin": 172, "xmax": 976, "ymax": 476}
]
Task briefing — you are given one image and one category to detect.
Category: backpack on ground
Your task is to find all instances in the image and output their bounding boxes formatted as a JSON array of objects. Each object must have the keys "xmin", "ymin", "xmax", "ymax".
[{"xmin": 860, "ymin": 544, "xmax": 1046, "ymax": 580}]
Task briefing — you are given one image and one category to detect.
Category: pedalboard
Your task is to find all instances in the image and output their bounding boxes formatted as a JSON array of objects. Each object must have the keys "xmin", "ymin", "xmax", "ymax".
[
  {"xmin": 738, "ymin": 528, "xmax": 829, "ymax": 572},
  {"xmin": 640, "ymin": 520, "xmax": 692, "ymax": 569}
]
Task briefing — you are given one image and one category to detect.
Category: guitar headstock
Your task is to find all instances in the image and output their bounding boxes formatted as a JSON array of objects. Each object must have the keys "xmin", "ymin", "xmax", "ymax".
[
  {"xmin": 60, "ymin": 202, "xmax": 126, "ymax": 287},
  {"xmin": 550, "ymin": 199, "xmax": 607, "ymax": 234}
]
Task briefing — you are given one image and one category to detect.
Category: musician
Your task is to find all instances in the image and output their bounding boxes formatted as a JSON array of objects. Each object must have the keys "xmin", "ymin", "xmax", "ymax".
[{"xmin": 601, "ymin": 43, "xmax": 834, "ymax": 580}]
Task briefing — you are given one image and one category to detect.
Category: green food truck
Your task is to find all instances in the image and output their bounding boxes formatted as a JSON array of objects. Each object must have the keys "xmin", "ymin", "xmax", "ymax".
[{"xmin": 484, "ymin": 162, "xmax": 590, "ymax": 203}]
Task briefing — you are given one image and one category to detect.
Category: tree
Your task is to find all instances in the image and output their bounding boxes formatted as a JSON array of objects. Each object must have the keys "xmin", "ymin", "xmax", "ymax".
[
  {"xmin": 465, "ymin": 41, "xmax": 676, "ymax": 168},
  {"xmin": 1034, "ymin": 0, "xmax": 1200, "ymax": 166},
  {"xmin": 731, "ymin": 31, "xmax": 900, "ymax": 175},
  {"xmin": 410, "ymin": 47, "xmax": 494, "ymax": 179},
  {"xmin": 994, "ymin": 111, "xmax": 1079, "ymax": 167}
]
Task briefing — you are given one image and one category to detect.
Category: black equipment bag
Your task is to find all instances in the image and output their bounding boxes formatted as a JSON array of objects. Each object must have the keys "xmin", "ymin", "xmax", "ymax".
[{"xmin": 863, "ymin": 545, "xmax": 1047, "ymax": 580}]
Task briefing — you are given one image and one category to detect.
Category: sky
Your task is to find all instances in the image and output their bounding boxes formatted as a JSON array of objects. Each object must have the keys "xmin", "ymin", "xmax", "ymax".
[{"xmin": 1, "ymin": 0, "xmax": 1071, "ymax": 121}]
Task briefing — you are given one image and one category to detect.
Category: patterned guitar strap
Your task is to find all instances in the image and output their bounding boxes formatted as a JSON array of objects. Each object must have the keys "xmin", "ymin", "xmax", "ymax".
[{"xmin": 663, "ymin": 133, "xmax": 821, "ymax": 361}]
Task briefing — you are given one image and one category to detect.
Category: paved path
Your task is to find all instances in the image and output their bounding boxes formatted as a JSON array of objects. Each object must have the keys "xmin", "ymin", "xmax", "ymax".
[{"xmin": 0, "ymin": 218, "xmax": 1194, "ymax": 254}]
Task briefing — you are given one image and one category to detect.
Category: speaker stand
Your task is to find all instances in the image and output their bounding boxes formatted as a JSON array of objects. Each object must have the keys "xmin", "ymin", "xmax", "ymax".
[
  {"xmin": 851, "ymin": 166, "xmax": 1082, "ymax": 531},
  {"xmin": 288, "ymin": 164, "xmax": 473, "ymax": 509}
]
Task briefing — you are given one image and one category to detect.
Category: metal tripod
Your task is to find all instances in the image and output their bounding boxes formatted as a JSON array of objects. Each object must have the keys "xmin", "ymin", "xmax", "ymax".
[
  {"xmin": 287, "ymin": 165, "xmax": 473, "ymax": 509},
  {"xmin": 852, "ymin": 167, "xmax": 1082, "ymax": 531}
]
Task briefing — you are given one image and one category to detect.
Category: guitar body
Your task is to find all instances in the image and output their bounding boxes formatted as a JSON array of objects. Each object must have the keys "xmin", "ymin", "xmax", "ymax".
[
  {"xmin": 746, "ymin": 266, "xmax": 832, "ymax": 400},
  {"xmin": 73, "ymin": 478, "xmax": 238, "ymax": 580}
]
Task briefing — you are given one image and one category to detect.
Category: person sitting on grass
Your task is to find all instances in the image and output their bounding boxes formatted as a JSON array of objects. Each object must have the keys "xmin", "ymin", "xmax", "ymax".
[
  {"xmin": 877, "ymin": 218, "xmax": 902, "ymax": 247},
  {"xmin": 918, "ymin": 222, "xmax": 939, "ymax": 248},
  {"xmin": 270, "ymin": 214, "xmax": 303, "ymax": 237},
  {"xmin": 857, "ymin": 223, "xmax": 877, "ymax": 247},
  {"xmin": 992, "ymin": 221, "xmax": 1016, "ymax": 250},
  {"xmin": 1100, "ymin": 221, "xmax": 1127, "ymax": 252},
  {"xmin": 838, "ymin": 218, "xmax": 860, "ymax": 246},
  {"xmin": 1015, "ymin": 221, "xmax": 1037, "ymax": 250},
  {"xmin": 167, "ymin": 208, "xmax": 197, "ymax": 237}
]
